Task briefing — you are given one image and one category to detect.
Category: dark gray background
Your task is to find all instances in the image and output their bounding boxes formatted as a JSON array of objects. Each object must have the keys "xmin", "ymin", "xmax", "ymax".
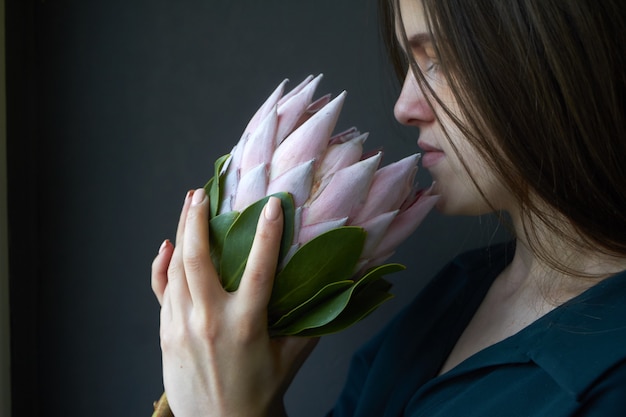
[{"xmin": 7, "ymin": 1, "xmax": 508, "ymax": 416}]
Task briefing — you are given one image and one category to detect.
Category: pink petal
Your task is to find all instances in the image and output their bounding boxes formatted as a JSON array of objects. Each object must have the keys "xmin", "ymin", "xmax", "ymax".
[
  {"xmin": 297, "ymin": 217, "xmax": 348, "ymax": 245},
  {"xmin": 232, "ymin": 163, "xmax": 269, "ymax": 211},
  {"xmin": 356, "ymin": 210, "xmax": 398, "ymax": 259},
  {"xmin": 270, "ymin": 91, "xmax": 347, "ymax": 181},
  {"xmin": 329, "ymin": 127, "xmax": 360, "ymax": 146},
  {"xmin": 351, "ymin": 154, "xmax": 420, "ymax": 224},
  {"xmin": 225, "ymin": 137, "xmax": 247, "ymax": 184},
  {"xmin": 306, "ymin": 93, "xmax": 332, "ymax": 112},
  {"xmin": 302, "ymin": 152, "xmax": 381, "ymax": 225},
  {"xmin": 306, "ymin": 173, "xmax": 332, "ymax": 205},
  {"xmin": 267, "ymin": 159, "xmax": 314, "ymax": 207},
  {"xmin": 277, "ymin": 75, "xmax": 315, "ymax": 106},
  {"xmin": 360, "ymin": 148, "xmax": 384, "ymax": 161},
  {"xmin": 316, "ymin": 132, "xmax": 368, "ymax": 183},
  {"xmin": 370, "ymin": 193, "xmax": 439, "ymax": 259},
  {"xmin": 218, "ymin": 163, "xmax": 238, "ymax": 214},
  {"xmin": 292, "ymin": 94, "xmax": 331, "ymax": 130},
  {"xmin": 240, "ymin": 106, "xmax": 278, "ymax": 176},
  {"xmin": 275, "ymin": 74, "xmax": 323, "ymax": 144},
  {"xmin": 242, "ymin": 79, "xmax": 287, "ymax": 135}
]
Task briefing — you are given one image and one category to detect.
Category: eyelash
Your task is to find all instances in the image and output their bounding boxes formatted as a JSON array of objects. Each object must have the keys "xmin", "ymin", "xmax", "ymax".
[
  {"xmin": 425, "ymin": 61, "xmax": 440, "ymax": 72},
  {"xmin": 406, "ymin": 48, "xmax": 439, "ymax": 74}
]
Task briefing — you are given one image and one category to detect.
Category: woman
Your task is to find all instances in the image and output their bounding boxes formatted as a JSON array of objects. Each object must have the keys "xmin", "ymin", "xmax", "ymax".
[{"xmin": 151, "ymin": 0, "xmax": 626, "ymax": 415}]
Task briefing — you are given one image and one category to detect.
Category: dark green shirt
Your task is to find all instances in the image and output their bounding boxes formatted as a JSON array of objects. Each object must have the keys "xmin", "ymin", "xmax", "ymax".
[{"xmin": 329, "ymin": 243, "xmax": 626, "ymax": 416}]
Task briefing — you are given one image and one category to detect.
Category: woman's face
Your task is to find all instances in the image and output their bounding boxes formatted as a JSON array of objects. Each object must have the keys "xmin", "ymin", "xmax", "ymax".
[{"xmin": 394, "ymin": 0, "xmax": 513, "ymax": 216}]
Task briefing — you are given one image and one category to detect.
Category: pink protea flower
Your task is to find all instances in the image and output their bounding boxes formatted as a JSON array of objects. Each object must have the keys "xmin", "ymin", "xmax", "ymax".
[{"xmin": 204, "ymin": 75, "xmax": 438, "ymax": 337}]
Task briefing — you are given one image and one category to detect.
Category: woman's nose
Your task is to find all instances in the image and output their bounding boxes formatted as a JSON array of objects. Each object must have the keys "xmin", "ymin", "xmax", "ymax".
[{"xmin": 393, "ymin": 70, "xmax": 436, "ymax": 127}]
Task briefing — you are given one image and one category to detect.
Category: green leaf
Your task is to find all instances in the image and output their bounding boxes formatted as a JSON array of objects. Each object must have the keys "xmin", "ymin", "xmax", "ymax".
[
  {"xmin": 269, "ymin": 227, "xmax": 366, "ymax": 316},
  {"xmin": 269, "ymin": 279, "xmax": 354, "ymax": 329},
  {"xmin": 219, "ymin": 192, "xmax": 295, "ymax": 292},
  {"xmin": 206, "ymin": 154, "xmax": 231, "ymax": 218},
  {"xmin": 271, "ymin": 263, "xmax": 405, "ymax": 337},
  {"xmin": 205, "ymin": 176, "xmax": 214, "ymax": 200},
  {"xmin": 269, "ymin": 281, "xmax": 357, "ymax": 336},
  {"xmin": 294, "ymin": 278, "xmax": 394, "ymax": 337},
  {"xmin": 208, "ymin": 211, "xmax": 239, "ymax": 271},
  {"xmin": 358, "ymin": 263, "xmax": 406, "ymax": 285}
]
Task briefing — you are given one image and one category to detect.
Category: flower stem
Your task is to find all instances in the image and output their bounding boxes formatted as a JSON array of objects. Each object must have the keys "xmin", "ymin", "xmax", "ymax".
[{"xmin": 152, "ymin": 392, "xmax": 174, "ymax": 417}]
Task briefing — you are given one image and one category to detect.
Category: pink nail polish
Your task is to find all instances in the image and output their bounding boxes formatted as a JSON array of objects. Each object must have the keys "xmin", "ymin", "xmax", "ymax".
[
  {"xmin": 264, "ymin": 197, "xmax": 281, "ymax": 220},
  {"xmin": 191, "ymin": 188, "xmax": 206, "ymax": 206}
]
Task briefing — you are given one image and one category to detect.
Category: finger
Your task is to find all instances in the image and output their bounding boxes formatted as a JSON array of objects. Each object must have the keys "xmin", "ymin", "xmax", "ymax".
[
  {"xmin": 175, "ymin": 190, "xmax": 195, "ymax": 246},
  {"xmin": 166, "ymin": 191, "xmax": 196, "ymax": 317},
  {"xmin": 160, "ymin": 283, "xmax": 174, "ymax": 327},
  {"xmin": 182, "ymin": 187, "xmax": 222, "ymax": 307},
  {"xmin": 151, "ymin": 239, "xmax": 174, "ymax": 305},
  {"xmin": 237, "ymin": 196, "xmax": 284, "ymax": 318}
]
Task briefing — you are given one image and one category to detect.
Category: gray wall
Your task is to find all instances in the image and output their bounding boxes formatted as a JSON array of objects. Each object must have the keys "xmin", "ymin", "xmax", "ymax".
[{"xmin": 7, "ymin": 1, "xmax": 508, "ymax": 416}]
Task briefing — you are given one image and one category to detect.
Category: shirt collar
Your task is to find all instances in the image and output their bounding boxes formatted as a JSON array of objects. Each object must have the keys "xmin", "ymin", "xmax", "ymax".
[
  {"xmin": 445, "ymin": 269, "xmax": 626, "ymax": 400},
  {"xmin": 526, "ymin": 270, "xmax": 626, "ymax": 399}
]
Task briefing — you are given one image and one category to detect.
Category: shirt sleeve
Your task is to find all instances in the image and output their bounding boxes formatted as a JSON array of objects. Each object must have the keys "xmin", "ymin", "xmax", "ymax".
[{"xmin": 324, "ymin": 315, "xmax": 399, "ymax": 417}]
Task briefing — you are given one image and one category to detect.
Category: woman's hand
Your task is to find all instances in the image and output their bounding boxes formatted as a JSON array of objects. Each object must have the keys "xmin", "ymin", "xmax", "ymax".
[{"xmin": 151, "ymin": 189, "xmax": 318, "ymax": 417}]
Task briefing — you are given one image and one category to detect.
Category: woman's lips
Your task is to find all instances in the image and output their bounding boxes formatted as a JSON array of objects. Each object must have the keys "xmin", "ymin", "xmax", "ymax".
[
  {"xmin": 421, "ymin": 151, "xmax": 445, "ymax": 168},
  {"xmin": 418, "ymin": 141, "xmax": 445, "ymax": 168}
]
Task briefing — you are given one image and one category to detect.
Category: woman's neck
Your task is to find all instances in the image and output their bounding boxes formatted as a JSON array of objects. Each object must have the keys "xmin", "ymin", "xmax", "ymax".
[
  {"xmin": 505, "ymin": 209, "xmax": 626, "ymax": 306},
  {"xmin": 438, "ymin": 209, "xmax": 626, "ymax": 377},
  {"xmin": 438, "ymin": 221, "xmax": 626, "ymax": 376}
]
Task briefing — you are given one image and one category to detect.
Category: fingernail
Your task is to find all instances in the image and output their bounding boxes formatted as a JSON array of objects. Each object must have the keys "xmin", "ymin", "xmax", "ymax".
[
  {"xmin": 191, "ymin": 187, "xmax": 206, "ymax": 206},
  {"xmin": 264, "ymin": 197, "xmax": 281, "ymax": 220},
  {"xmin": 185, "ymin": 189, "xmax": 194, "ymax": 202},
  {"xmin": 158, "ymin": 239, "xmax": 169, "ymax": 254}
]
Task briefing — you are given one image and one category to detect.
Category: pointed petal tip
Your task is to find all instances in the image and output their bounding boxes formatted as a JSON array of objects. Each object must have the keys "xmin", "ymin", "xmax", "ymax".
[
  {"xmin": 308, "ymin": 73, "xmax": 324, "ymax": 91},
  {"xmin": 275, "ymin": 79, "xmax": 289, "ymax": 95},
  {"xmin": 369, "ymin": 150, "xmax": 383, "ymax": 163},
  {"xmin": 399, "ymin": 152, "xmax": 421, "ymax": 164},
  {"xmin": 279, "ymin": 75, "xmax": 317, "ymax": 105},
  {"xmin": 306, "ymin": 94, "xmax": 332, "ymax": 113},
  {"xmin": 320, "ymin": 91, "xmax": 347, "ymax": 115}
]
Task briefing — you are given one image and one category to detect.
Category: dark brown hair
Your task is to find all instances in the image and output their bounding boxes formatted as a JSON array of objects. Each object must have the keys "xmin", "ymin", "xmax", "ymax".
[{"xmin": 379, "ymin": 0, "xmax": 626, "ymax": 271}]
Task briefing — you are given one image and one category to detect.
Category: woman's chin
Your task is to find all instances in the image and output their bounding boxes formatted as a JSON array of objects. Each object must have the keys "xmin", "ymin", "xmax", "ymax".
[{"xmin": 433, "ymin": 195, "xmax": 496, "ymax": 217}]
